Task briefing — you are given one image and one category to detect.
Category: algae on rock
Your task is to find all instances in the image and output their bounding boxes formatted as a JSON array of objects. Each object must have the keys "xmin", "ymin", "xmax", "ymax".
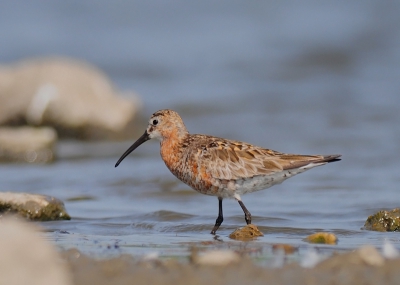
[
  {"xmin": 0, "ymin": 192, "xmax": 70, "ymax": 221},
  {"xmin": 364, "ymin": 208, "xmax": 400, "ymax": 232},
  {"xmin": 305, "ymin": 232, "xmax": 338, "ymax": 244}
]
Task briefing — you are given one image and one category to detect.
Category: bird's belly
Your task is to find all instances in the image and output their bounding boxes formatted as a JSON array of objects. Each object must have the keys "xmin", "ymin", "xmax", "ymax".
[
  {"xmin": 168, "ymin": 160, "xmax": 311, "ymax": 198},
  {"xmin": 235, "ymin": 176, "xmax": 276, "ymax": 195},
  {"xmin": 186, "ymin": 175, "xmax": 278, "ymax": 198},
  {"xmin": 209, "ymin": 168, "xmax": 308, "ymax": 198}
]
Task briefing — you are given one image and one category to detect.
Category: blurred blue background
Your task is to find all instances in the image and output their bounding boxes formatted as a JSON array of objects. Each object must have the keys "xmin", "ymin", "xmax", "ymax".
[{"xmin": 2, "ymin": 1, "xmax": 399, "ymax": 109}]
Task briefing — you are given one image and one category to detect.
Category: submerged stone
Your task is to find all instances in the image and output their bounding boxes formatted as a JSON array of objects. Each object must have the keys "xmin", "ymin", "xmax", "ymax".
[
  {"xmin": 364, "ymin": 208, "xmax": 400, "ymax": 232},
  {"xmin": 229, "ymin": 224, "xmax": 264, "ymax": 240},
  {"xmin": 0, "ymin": 192, "xmax": 70, "ymax": 221},
  {"xmin": 305, "ymin": 232, "xmax": 337, "ymax": 244},
  {"xmin": 66, "ymin": 195, "xmax": 96, "ymax": 202}
]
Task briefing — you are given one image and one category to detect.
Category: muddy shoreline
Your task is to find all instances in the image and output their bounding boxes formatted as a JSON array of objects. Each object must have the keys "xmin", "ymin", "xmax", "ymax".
[
  {"xmin": 2, "ymin": 217, "xmax": 400, "ymax": 285},
  {"xmin": 62, "ymin": 246, "xmax": 400, "ymax": 285}
]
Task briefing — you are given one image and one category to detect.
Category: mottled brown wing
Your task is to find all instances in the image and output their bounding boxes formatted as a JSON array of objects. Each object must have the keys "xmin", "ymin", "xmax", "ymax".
[
  {"xmin": 193, "ymin": 138, "xmax": 280, "ymax": 180},
  {"xmin": 194, "ymin": 137, "xmax": 340, "ymax": 180}
]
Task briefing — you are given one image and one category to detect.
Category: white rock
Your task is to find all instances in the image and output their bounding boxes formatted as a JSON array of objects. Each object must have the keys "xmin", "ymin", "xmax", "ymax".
[
  {"xmin": 0, "ymin": 218, "xmax": 73, "ymax": 285},
  {"xmin": 382, "ymin": 240, "xmax": 400, "ymax": 259},
  {"xmin": 141, "ymin": 252, "xmax": 160, "ymax": 261},
  {"xmin": 300, "ymin": 247, "xmax": 323, "ymax": 268},
  {"xmin": 192, "ymin": 250, "xmax": 241, "ymax": 266},
  {"xmin": 357, "ymin": 245, "xmax": 384, "ymax": 266},
  {"xmin": 0, "ymin": 57, "xmax": 141, "ymax": 139}
]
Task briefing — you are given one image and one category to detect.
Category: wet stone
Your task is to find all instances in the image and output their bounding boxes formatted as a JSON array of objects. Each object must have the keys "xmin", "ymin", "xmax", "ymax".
[
  {"xmin": 305, "ymin": 232, "xmax": 338, "ymax": 244},
  {"xmin": 0, "ymin": 192, "xmax": 70, "ymax": 221},
  {"xmin": 229, "ymin": 224, "xmax": 264, "ymax": 240},
  {"xmin": 364, "ymin": 208, "xmax": 400, "ymax": 232}
]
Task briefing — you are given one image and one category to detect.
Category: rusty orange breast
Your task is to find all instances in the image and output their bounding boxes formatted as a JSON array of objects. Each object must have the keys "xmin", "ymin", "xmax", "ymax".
[{"xmin": 160, "ymin": 136, "xmax": 214, "ymax": 193}]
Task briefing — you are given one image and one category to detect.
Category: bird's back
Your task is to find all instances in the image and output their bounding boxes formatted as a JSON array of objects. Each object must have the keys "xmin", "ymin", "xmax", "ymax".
[{"xmin": 167, "ymin": 134, "xmax": 340, "ymax": 197}]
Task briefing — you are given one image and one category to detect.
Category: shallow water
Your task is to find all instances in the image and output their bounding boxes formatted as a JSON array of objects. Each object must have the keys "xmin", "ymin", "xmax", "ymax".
[{"xmin": 1, "ymin": 1, "xmax": 400, "ymax": 262}]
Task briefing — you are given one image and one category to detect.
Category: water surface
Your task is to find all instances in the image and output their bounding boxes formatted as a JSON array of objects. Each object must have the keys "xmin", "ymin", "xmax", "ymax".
[{"xmin": 1, "ymin": 0, "xmax": 400, "ymax": 262}]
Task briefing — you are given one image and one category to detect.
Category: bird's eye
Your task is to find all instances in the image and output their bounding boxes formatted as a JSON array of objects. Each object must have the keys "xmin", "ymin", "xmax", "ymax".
[{"xmin": 152, "ymin": 119, "xmax": 158, "ymax": 125}]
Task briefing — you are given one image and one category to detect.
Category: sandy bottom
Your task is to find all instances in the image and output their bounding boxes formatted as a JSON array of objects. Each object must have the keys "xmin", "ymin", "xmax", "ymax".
[{"xmin": 61, "ymin": 246, "xmax": 400, "ymax": 285}]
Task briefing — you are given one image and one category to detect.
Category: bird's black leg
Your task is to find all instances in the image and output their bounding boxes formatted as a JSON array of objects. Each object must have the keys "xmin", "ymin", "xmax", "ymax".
[
  {"xmin": 211, "ymin": 197, "xmax": 223, "ymax": 234},
  {"xmin": 238, "ymin": 200, "xmax": 252, "ymax": 225}
]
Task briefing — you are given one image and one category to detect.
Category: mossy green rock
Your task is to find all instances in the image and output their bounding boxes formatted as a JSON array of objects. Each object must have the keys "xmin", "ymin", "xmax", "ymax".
[
  {"xmin": 364, "ymin": 208, "xmax": 400, "ymax": 232},
  {"xmin": 305, "ymin": 232, "xmax": 338, "ymax": 244},
  {"xmin": 0, "ymin": 192, "xmax": 70, "ymax": 221}
]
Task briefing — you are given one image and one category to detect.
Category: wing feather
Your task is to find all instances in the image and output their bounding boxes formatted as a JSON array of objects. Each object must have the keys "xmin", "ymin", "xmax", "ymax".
[{"xmin": 190, "ymin": 135, "xmax": 341, "ymax": 180}]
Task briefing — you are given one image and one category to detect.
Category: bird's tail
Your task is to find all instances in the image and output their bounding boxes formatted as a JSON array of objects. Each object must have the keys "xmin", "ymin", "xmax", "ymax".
[{"xmin": 318, "ymin": 154, "xmax": 341, "ymax": 163}]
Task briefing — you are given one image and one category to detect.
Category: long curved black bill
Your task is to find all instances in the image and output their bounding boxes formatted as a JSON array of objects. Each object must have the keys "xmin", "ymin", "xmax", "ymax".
[{"xmin": 115, "ymin": 131, "xmax": 150, "ymax": 167}]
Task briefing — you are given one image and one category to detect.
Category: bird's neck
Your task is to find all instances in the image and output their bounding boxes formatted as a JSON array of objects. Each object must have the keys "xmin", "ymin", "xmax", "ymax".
[{"xmin": 160, "ymin": 131, "xmax": 189, "ymax": 170}]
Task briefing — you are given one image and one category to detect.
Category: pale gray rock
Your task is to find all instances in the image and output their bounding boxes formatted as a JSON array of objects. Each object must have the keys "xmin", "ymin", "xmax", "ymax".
[
  {"xmin": 0, "ymin": 57, "xmax": 141, "ymax": 139},
  {"xmin": 0, "ymin": 218, "xmax": 73, "ymax": 285},
  {"xmin": 357, "ymin": 245, "xmax": 384, "ymax": 266},
  {"xmin": 0, "ymin": 192, "xmax": 70, "ymax": 221},
  {"xmin": 190, "ymin": 249, "xmax": 241, "ymax": 266},
  {"xmin": 0, "ymin": 126, "xmax": 57, "ymax": 163}
]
